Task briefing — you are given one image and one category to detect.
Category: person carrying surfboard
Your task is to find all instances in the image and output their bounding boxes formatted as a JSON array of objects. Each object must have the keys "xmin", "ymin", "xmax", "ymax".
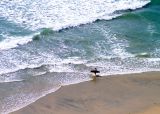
[{"xmin": 90, "ymin": 68, "xmax": 100, "ymax": 76}]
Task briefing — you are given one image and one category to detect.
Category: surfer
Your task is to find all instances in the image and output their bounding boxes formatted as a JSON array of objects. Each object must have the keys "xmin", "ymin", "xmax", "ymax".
[{"xmin": 90, "ymin": 68, "xmax": 100, "ymax": 77}]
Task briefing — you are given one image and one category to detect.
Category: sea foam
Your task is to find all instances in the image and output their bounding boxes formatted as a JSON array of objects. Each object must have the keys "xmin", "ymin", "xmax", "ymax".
[
  {"xmin": 0, "ymin": 0, "xmax": 150, "ymax": 31},
  {"xmin": 0, "ymin": 0, "xmax": 150, "ymax": 50},
  {"xmin": 0, "ymin": 35, "xmax": 32, "ymax": 50}
]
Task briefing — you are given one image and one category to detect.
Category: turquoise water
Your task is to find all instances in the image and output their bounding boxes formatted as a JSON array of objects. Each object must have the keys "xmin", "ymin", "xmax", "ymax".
[{"xmin": 0, "ymin": 0, "xmax": 160, "ymax": 113}]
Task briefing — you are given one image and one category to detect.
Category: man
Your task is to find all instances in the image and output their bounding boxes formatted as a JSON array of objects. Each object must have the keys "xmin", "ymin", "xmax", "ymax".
[{"xmin": 90, "ymin": 68, "xmax": 100, "ymax": 76}]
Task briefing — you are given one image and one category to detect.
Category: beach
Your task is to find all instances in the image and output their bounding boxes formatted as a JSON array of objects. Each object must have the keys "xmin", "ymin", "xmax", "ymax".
[
  {"xmin": 0, "ymin": 0, "xmax": 160, "ymax": 114},
  {"xmin": 11, "ymin": 72, "xmax": 160, "ymax": 114}
]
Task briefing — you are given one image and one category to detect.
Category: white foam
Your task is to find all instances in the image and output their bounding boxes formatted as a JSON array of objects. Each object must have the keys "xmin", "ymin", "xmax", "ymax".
[
  {"xmin": 0, "ymin": 0, "xmax": 150, "ymax": 50},
  {"xmin": 94, "ymin": 26, "xmax": 134, "ymax": 58},
  {"xmin": 147, "ymin": 23, "xmax": 157, "ymax": 36},
  {"xmin": 86, "ymin": 60, "xmax": 160, "ymax": 77},
  {"xmin": 62, "ymin": 57, "xmax": 87, "ymax": 64},
  {"xmin": 0, "ymin": 79, "xmax": 23, "ymax": 83},
  {"xmin": 1, "ymin": 86, "xmax": 61, "ymax": 114},
  {"xmin": 0, "ymin": 49, "xmax": 61, "ymax": 76},
  {"xmin": 42, "ymin": 57, "xmax": 87, "ymax": 73},
  {"xmin": 0, "ymin": 53, "xmax": 86, "ymax": 77},
  {"xmin": 0, "ymin": 0, "xmax": 150, "ymax": 31},
  {"xmin": 0, "ymin": 35, "xmax": 32, "ymax": 50}
]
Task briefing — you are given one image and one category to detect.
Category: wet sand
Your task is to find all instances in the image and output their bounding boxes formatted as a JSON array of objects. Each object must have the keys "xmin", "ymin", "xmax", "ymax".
[
  {"xmin": 11, "ymin": 72, "xmax": 160, "ymax": 114},
  {"xmin": 136, "ymin": 105, "xmax": 160, "ymax": 114}
]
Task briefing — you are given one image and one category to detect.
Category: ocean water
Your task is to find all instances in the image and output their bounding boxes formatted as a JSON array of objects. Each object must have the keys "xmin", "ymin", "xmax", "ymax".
[{"xmin": 0, "ymin": 0, "xmax": 160, "ymax": 113}]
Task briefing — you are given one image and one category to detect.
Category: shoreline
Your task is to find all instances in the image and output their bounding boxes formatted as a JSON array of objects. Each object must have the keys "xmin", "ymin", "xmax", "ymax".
[{"xmin": 11, "ymin": 71, "xmax": 160, "ymax": 114}]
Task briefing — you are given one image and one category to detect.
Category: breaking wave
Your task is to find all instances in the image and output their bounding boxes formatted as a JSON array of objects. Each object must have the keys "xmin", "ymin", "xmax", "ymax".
[{"xmin": 0, "ymin": 0, "xmax": 150, "ymax": 30}]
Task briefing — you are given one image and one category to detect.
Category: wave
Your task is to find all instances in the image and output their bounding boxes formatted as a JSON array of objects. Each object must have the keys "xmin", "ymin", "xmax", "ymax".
[
  {"xmin": 0, "ymin": 55, "xmax": 87, "ymax": 81},
  {"xmin": 1, "ymin": 0, "xmax": 160, "ymax": 83},
  {"xmin": 0, "ymin": 0, "xmax": 151, "ymax": 50},
  {"xmin": 0, "ymin": 28, "xmax": 56, "ymax": 50},
  {"xmin": 0, "ymin": 0, "xmax": 150, "ymax": 31},
  {"xmin": 0, "ymin": 34, "xmax": 33, "ymax": 50},
  {"xmin": 1, "ymin": 86, "xmax": 61, "ymax": 114}
]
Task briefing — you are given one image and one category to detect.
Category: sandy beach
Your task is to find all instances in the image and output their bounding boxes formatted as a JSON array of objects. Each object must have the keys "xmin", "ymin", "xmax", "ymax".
[{"xmin": 11, "ymin": 72, "xmax": 160, "ymax": 114}]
